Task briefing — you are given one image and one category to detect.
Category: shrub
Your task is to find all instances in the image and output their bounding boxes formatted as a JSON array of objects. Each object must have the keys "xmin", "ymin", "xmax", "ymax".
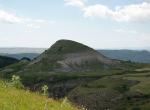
[
  {"xmin": 42, "ymin": 85, "xmax": 49, "ymax": 96},
  {"xmin": 11, "ymin": 75, "xmax": 24, "ymax": 89}
]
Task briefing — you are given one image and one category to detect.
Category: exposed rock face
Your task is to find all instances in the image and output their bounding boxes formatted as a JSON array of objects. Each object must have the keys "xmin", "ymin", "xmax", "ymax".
[
  {"xmin": 57, "ymin": 50, "xmax": 119, "ymax": 72},
  {"xmin": 27, "ymin": 39, "xmax": 120, "ymax": 72}
]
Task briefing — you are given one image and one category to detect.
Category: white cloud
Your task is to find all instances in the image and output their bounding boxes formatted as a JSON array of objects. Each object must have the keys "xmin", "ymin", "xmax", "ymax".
[
  {"xmin": 0, "ymin": 9, "xmax": 55, "ymax": 29},
  {"xmin": 0, "ymin": 9, "xmax": 24, "ymax": 23},
  {"xmin": 83, "ymin": 4, "xmax": 113, "ymax": 19},
  {"xmin": 65, "ymin": 0, "xmax": 150, "ymax": 22},
  {"xmin": 64, "ymin": 0, "xmax": 85, "ymax": 8}
]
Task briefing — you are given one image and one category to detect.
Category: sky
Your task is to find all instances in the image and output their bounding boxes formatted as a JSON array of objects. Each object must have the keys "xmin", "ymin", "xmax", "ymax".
[{"xmin": 0, "ymin": 0, "xmax": 150, "ymax": 50}]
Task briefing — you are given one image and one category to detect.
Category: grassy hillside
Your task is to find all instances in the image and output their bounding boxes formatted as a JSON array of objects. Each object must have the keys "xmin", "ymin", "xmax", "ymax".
[
  {"xmin": 0, "ymin": 40, "xmax": 150, "ymax": 110},
  {"xmin": 0, "ymin": 80, "xmax": 78, "ymax": 110},
  {"xmin": 1, "ymin": 54, "xmax": 148, "ymax": 109},
  {"xmin": 67, "ymin": 64, "xmax": 150, "ymax": 110},
  {"xmin": 0, "ymin": 62, "xmax": 150, "ymax": 110}
]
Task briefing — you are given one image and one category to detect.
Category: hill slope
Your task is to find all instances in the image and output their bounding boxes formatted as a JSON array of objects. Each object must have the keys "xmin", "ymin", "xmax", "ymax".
[
  {"xmin": 0, "ymin": 39, "xmax": 122, "ymax": 100},
  {"xmin": 24, "ymin": 40, "xmax": 119, "ymax": 72},
  {"xmin": 0, "ymin": 80, "xmax": 78, "ymax": 110},
  {"xmin": 1, "ymin": 40, "xmax": 150, "ymax": 110}
]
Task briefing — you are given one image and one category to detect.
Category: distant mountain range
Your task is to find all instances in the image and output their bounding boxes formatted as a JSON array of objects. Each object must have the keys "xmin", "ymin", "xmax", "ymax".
[
  {"xmin": 0, "ymin": 48, "xmax": 45, "ymax": 60},
  {"xmin": 0, "ymin": 48, "xmax": 150, "ymax": 64},
  {"xmin": 0, "ymin": 47, "xmax": 45, "ymax": 54},
  {"xmin": 3, "ymin": 53, "xmax": 39, "ymax": 60},
  {"xmin": 99, "ymin": 50, "xmax": 150, "ymax": 64}
]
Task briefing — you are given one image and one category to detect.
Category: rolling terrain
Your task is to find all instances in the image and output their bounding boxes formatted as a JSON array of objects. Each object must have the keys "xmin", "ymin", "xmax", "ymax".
[{"xmin": 0, "ymin": 40, "xmax": 150, "ymax": 110}]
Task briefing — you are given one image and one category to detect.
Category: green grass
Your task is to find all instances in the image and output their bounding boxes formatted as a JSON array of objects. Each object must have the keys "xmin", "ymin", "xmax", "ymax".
[
  {"xmin": 85, "ymin": 77, "xmax": 131, "ymax": 92},
  {"xmin": 0, "ymin": 80, "xmax": 79, "ymax": 110},
  {"xmin": 122, "ymin": 67, "xmax": 150, "ymax": 95},
  {"xmin": 124, "ymin": 76, "xmax": 150, "ymax": 95},
  {"xmin": 68, "ymin": 85, "xmax": 127, "ymax": 110}
]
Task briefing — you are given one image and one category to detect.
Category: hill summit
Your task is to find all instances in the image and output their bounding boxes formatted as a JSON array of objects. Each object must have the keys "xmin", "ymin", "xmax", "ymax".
[
  {"xmin": 48, "ymin": 39, "xmax": 93, "ymax": 54},
  {"xmin": 26, "ymin": 39, "xmax": 119, "ymax": 72}
]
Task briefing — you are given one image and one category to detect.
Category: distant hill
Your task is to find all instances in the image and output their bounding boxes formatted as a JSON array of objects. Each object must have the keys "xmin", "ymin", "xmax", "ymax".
[
  {"xmin": 0, "ymin": 48, "xmax": 44, "ymax": 60},
  {"xmin": 21, "ymin": 40, "xmax": 119, "ymax": 72},
  {"xmin": 4, "ymin": 53, "xmax": 39, "ymax": 60},
  {"xmin": 0, "ymin": 55, "xmax": 19, "ymax": 68},
  {"xmin": 99, "ymin": 50, "xmax": 150, "ymax": 64},
  {"xmin": 0, "ymin": 47, "xmax": 45, "ymax": 54}
]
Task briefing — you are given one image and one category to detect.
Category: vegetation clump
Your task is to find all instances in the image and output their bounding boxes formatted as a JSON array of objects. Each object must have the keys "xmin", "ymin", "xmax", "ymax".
[
  {"xmin": 11, "ymin": 75, "xmax": 24, "ymax": 89},
  {"xmin": 42, "ymin": 84, "xmax": 49, "ymax": 96}
]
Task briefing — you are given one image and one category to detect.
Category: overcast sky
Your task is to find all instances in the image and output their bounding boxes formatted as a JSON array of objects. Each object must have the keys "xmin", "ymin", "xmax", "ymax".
[{"xmin": 0, "ymin": 0, "xmax": 150, "ymax": 50}]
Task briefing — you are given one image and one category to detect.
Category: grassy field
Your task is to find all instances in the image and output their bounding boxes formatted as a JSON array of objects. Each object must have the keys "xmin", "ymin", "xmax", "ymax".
[
  {"xmin": 125, "ymin": 74, "xmax": 150, "ymax": 95},
  {"xmin": 0, "ymin": 80, "xmax": 78, "ymax": 110}
]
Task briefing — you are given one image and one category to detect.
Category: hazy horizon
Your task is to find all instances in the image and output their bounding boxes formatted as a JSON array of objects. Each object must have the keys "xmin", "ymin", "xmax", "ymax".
[{"xmin": 0, "ymin": 46, "xmax": 149, "ymax": 51}]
